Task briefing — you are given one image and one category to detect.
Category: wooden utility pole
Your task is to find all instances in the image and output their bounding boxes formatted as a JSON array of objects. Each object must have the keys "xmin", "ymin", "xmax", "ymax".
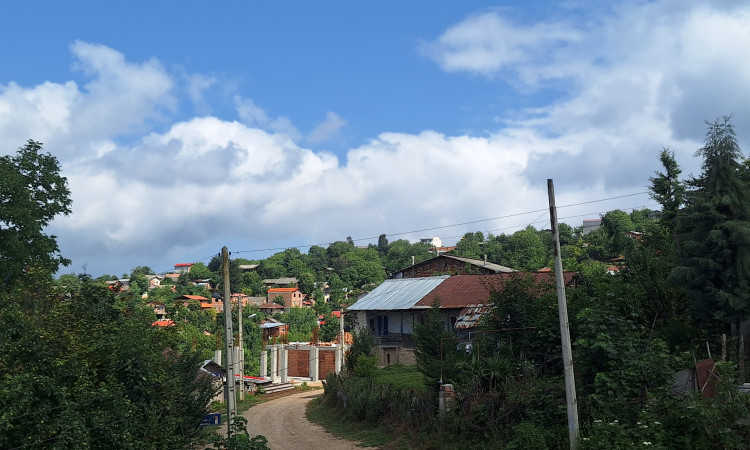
[
  {"xmin": 548, "ymin": 179, "xmax": 579, "ymax": 449},
  {"xmin": 238, "ymin": 290, "xmax": 245, "ymax": 401},
  {"xmin": 222, "ymin": 246, "xmax": 237, "ymax": 436}
]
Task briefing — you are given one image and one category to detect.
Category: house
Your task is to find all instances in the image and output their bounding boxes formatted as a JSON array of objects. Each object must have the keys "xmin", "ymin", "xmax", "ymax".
[
  {"xmin": 391, "ymin": 254, "xmax": 515, "ymax": 279},
  {"xmin": 147, "ymin": 301, "xmax": 166, "ymax": 320},
  {"xmin": 582, "ymin": 219, "xmax": 602, "ymax": 235},
  {"xmin": 420, "ymin": 237, "xmax": 443, "ymax": 247},
  {"xmin": 347, "ymin": 272, "xmax": 576, "ymax": 366},
  {"xmin": 267, "ymin": 287, "xmax": 308, "ymax": 309},
  {"xmin": 164, "ymin": 273, "xmax": 180, "ymax": 282},
  {"xmin": 260, "ymin": 302, "xmax": 285, "ymax": 315},
  {"xmin": 152, "ymin": 319, "xmax": 176, "ymax": 327},
  {"xmin": 239, "ymin": 264, "xmax": 259, "ymax": 272},
  {"xmin": 177, "ymin": 294, "xmax": 212, "ymax": 310},
  {"xmin": 260, "ymin": 318, "xmax": 289, "ymax": 341},
  {"xmin": 174, "ymin": 263, "xmax": 194, "ymax": 273},
  {"xmin": 146, "ymin": 275, "xmax": 164, "ymax": 290},
  {"xmin": 246, "ymin": 296, "xmax": 266, "ymax": 306},
  {"xmin": 262, "ymin": 277, "xmax": 299, "ymax": 287},
  {"xmin": 105, "ymin": 279, "xmax": 131, "ymax": 291}
]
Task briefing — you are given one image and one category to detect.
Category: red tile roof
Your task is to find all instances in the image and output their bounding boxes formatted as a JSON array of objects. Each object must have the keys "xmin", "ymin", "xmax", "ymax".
[
  {"xmin": 152, "ymin": 320, "xmax": 176, "ymax": 327},
  {"xmin": 174, "ymin": 263, "xmax": 194, "ymax": 267},
  {"xmin": 267, "ymin": 287, "xmax": 300, "ymax": 293}
]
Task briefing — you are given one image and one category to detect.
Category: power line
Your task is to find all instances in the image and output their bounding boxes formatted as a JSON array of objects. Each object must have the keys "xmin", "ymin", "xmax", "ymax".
[{"xmin": 230, "ymin": 191, "xmax": 651, "ymax": 255}]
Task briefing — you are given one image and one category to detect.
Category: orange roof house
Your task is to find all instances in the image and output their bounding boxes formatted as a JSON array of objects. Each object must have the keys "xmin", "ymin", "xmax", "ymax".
[
  {"xmin": 266, "ymin": 287, "xmax": 308, "ymax": 309},
  {"xmin": 178, "ymin": 294, "xmax": 212, "ymax": 310}
]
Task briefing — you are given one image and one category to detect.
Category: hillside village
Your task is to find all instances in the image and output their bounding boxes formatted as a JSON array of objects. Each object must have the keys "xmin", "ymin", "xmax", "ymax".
[{"xmin": 74, "ymin": 214, "xmax": 644, "ymax": 377}]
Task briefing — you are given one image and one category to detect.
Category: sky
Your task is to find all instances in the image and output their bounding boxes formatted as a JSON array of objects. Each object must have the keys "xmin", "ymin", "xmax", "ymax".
[{"xmin": 2, "ymin": 0, "xmax": 749, "ymax": 277}]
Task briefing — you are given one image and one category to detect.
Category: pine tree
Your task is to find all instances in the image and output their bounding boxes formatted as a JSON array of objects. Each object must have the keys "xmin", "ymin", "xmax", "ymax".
[{"xmin": 671, "ymin": 117, "xmax": 750, "ymax": 330}]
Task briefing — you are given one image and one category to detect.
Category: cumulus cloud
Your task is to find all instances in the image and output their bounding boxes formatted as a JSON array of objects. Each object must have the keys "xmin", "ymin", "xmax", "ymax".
[
  {"xmin": 423, "ymin": 1, "xmax": 750, "ymax": 186},
  {"xmin": 3, "ymin": 0, "xmax": 750, "ymax": 276},
  {"xmin": 307, "ymin": 112, "xmax": 347, "ymax": 144},
  {"xmin": 0, "ymin": 40, "xmax": 174, "ymax": 158}
]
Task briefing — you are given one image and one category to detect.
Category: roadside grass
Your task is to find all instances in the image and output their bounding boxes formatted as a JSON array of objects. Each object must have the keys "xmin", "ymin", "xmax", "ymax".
[
  {"xmin": 307, "ymin": 397, "xmax": 399, "ymax": 448},
  {"xmin": 305, "ymin": 366, "xmax": 427, "ymax": 448}
]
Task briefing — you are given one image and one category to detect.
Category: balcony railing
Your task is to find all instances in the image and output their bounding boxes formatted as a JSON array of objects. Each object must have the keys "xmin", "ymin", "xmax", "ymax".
[{"xmin": 374, "ymin": 333, "xmax": 414, "ymax": 348}]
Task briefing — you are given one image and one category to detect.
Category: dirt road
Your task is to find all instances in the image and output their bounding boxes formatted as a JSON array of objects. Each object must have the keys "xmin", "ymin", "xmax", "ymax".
[{"xmin": 241, "ymin": 390, "xmax": 361, "ymax": 450}]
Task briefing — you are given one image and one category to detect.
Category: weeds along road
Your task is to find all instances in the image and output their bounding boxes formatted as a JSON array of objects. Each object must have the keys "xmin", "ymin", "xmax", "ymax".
[{"xmin": 242, "ymin": 390, "xmax": 361, "ymax": 450}]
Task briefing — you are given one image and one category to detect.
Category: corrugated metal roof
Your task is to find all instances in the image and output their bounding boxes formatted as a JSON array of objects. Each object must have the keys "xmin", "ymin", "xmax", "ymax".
[
  {"xmin": 415, "ymin": 275, "xmax": 494, "ymax": 308},
  {"xmin": 454, "ymin": 306, "xmax": 488, "ymax": 329},
  {"xmin": 415, "ymin": 272, "xmax": 577, "ymax": 308},
  {"xmin": 347, "ymin": 275, "xmax": 449, "ymax": 311}
]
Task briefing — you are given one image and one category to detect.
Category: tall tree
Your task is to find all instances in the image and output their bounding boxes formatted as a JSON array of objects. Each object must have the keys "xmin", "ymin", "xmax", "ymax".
[
  {"xmin": 0, "ymin": 140, "xmax": 72, "ymax": 288},
  {"xmin": 650, "ymin": 148, "xmax": 686, "ymax": 255},
  {"xmin": 672, "ymin": 117, "xmax": 750, "ymax": 330}
]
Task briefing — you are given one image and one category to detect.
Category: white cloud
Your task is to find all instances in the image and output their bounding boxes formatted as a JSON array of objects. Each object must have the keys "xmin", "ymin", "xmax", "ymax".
[
  {"xmin": 307, "ymin": 112, "xmax": 347, "ymax": 144},
  {"xmin": 235, "ymin": 96, "xmax": 301, "ymax": 140},
  {"xmin": 0, "ymin": 41, "xmax": 174, "ymax": 158},
  {"xmin": 421, "ymin": 12, "xmax": 580, "ymax": 80},
  {"xmin": 424, "ymin": 1, "xmax": 750, "ymax": 185},
  {"xmin": 186, "ymin": 73, "xmax": 217, "ymax": 114},
  {"xmin": 4, "ymin": 0, "xmax": 750, "ymax": 276}
]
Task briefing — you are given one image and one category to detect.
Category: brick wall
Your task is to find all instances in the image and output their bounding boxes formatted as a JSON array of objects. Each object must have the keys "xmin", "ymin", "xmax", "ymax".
[
  {"xmin": 318, "ymin": 350, "xmax": 336, "ymax": 380},
  {"xmin": 287, "ymin": 349, "xmax": 309, "ymax": 377}
]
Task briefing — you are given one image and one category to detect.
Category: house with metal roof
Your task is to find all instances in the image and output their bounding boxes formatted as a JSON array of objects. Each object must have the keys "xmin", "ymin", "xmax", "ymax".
[
  {"xmin": 390, "ymin": 254, "xmax": 515, "ymax": 279},
  {"xmin": 348, "ymin": 272, "xmax": 576, "ymax": 366}
]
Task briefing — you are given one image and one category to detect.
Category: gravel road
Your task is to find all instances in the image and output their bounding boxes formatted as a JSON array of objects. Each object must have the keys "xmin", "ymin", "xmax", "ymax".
[{"xmin": 242, "ymin": 390, "xmax": 361, "ymax": 450}]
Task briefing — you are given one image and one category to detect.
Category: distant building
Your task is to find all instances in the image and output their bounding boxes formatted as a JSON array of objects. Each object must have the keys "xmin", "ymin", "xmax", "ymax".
[
  {"xmin": 582, "ymin": 219, "xmax": 602, "ymax": 235},
  {"xmin": 262, "ymin": 277, "xmax": 298, "ymax": 287},
  {"xmin": 391, "ymin": 254, "xmax": 515, "ymax": 279},
  {"xmin": 420, "ymin": 237, "xmax": 442, "ymax": 248},
  {"xmin": 267, "ymin": 287, "xmax": 308, "ymax": 309},
  {"xmin": 174, "ymin": 263, "xmax": 194, "ymax": 273}
]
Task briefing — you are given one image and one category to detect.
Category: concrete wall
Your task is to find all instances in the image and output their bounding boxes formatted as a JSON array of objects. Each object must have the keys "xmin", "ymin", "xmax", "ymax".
[{"xmin": 375, "ymin": 346, "xmax": 416, "ymax": 366}]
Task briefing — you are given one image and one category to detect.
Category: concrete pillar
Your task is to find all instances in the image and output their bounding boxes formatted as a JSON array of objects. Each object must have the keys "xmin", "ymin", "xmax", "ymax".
[
  {"xmin": 309, "ymin": 346, "xmax": 320, "ymax": 381},
  {"xmin": 260, "ymin": 350, "xmax": 268, "ymax": 378},
  {"xmin": 270, "ymin": 345, "xmax": 279, "ymax": 383},
  {"xmin": 214, "ymin": 349, "xmax": 222, "ymax": 367},
  {"xmin": 334, "ymin": 345, "xmax": 342, "ymax": 374},
  {"xmin": 280, "ymin": 346, "xmax": 288, "ymax": 383}
]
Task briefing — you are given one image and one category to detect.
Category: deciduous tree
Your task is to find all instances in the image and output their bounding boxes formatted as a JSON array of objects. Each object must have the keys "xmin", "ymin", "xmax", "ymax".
[{"xmin": 0, "ymin": 140, "xmax": 72, "ymax": 288}]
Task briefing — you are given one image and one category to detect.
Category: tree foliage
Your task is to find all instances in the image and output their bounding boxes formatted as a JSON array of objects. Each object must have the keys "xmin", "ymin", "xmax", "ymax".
[
  {"xmin": 672, "ymin": 117, "xmax": 750, "ymax": 328},
  {"xmin": 0, "ymin": 140, "xmax": 72, "ymax": 288},
  {"xmin": 0, "ymin": 276, "xmax": 216, "ymax": 449}
]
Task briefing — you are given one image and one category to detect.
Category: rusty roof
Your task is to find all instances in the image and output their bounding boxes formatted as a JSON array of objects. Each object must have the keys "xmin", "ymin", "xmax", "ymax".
[{"xmin": 415, "ymin": 272, "xmax": 576, "ymax": 308}]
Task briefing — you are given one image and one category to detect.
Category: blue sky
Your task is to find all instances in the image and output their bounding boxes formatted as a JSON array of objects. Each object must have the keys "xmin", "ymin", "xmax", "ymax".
[{"xmin": 2, "ymin": 1, "xmax": 749, "ymax": 276}]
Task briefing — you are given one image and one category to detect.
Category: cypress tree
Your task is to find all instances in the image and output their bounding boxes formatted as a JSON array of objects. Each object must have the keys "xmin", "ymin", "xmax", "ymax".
[{"xmin": 671, "ymin": 117, "xmax": 750, "ymax": 331}]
